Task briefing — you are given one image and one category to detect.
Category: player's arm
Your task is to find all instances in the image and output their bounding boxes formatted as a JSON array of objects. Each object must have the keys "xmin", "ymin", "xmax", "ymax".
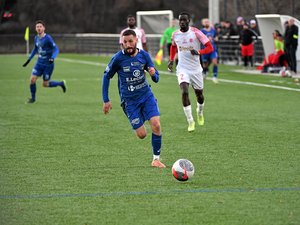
[
  {"xmin": 190, "ymin": 41, "xmax": 214, "ymax": 55},
  {"xmin": 191, "ymin": 29, "xmax": 214, "ymax": 55},
  {"xmin": 48, "ymin": 35, "xmax": 59, "ymax": 64},
  {"xmin": 102, "ymin": 56, "xmax": 118, "ymax": 114},
  {"xmin": 23, "ymin": 38, "xmax": 37, "ymax": 67},
  {"xmin": 168, "ymin": 42, "xmax": 177, "ymax": 72},
  {"xmin": 143, "ymin": 52, "xmax": 159, "ymax": 83},
  {"xmin": 141, "ymin": 29, "xmax": 148, "ymax": 52}
]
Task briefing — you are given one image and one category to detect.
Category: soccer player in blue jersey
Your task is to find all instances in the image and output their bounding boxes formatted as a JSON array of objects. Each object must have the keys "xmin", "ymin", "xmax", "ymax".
[
  {"xmin": 102, "ymin": 29, "xmax": 165, "ymax": 168},
  {"xmin": 22, "ymin": 20, "xmax": 66, "ymax": 103},
  {"xmin": 201, "ymin": 18, "xmax": 219, "ymax": 84}
]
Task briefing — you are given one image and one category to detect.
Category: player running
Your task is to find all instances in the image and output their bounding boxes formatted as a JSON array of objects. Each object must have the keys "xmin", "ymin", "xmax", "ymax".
[
  {"xmin": 168, "ymin": 12, "xmax": 213, "ymax": 132},
  {"xmin": 119, "ymin": 15, "xmax": 148, "ymax": 52},
  {"xmin": 22, "ymin": 20, "xmax": 66, "ymax": 103},
  {"xmin": 102, "ymin": 29, "xmax": 165, "ymax": 168},
  {"xmin": 201, "ymin": 18, "xmax": 219, "ymax": 83}
]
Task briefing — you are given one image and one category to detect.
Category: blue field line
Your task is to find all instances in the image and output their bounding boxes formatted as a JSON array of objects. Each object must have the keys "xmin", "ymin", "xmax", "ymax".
[{"xmin": 1, "ymin": 187, "xmax": 300, "ymax": 200}]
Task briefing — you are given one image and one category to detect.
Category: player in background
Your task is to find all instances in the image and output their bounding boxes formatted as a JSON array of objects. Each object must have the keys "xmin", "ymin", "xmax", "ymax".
[
  {"xmin": 168, "ymin": 12, "xmax": 213, "ymax": 132},
  {"xmin": 102, "ymin": 29, "xmax": 165, "ymax": 168},
  {"xmin": 239, "ymin": 22, "xmax": 258, "ymax": 69},
  {"xmin": 159, "ymin": 18, "xmax": 178, "ymax": 56},
  {"xmin": 200, "ymin": 18, "xmax": 219, "ymax": 84},
  {"xmin": 119, "ymin": 15, "xmax": 148, "ymax": 52},
  {"xmin": 22, "ymin": 20, "xmax": 66, "ymax": 103}
]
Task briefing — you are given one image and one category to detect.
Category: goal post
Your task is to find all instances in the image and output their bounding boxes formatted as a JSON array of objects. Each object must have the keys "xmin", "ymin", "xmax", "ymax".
[
  {"xmin": 256, "ymin": 14, "xmax": 300, "ymax": 71},
  {"xmin": 136, "ymin": 10, "xmax": 174, "ymax": 34}
]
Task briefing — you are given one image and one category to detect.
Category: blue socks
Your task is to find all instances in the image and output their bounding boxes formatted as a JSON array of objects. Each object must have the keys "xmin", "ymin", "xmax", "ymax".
[
  {"xmin": 152, "ymin": 133, "xmax": 162, "ymax": 156},
  {"xmin": 30, "ymin": 83, "xmax": 36, "ymax": 100},
  {"xmin": 49, "ymin": 81, "xmax": 64, "ymax": 87},
  {"xmin": 213, "ymin": 65, "xmax": 218, "ymax": 77}
]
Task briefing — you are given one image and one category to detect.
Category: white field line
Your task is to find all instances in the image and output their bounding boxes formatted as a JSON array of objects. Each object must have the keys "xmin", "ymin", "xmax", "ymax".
[{"xmin": 57, "ymin": 58, "xmax": 300, "ymax": 92}]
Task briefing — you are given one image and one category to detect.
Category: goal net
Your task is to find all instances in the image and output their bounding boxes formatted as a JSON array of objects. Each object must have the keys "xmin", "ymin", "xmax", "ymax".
[{"xmin": 136, "ymin": 10, "xmax": 174, "ymax": 34}]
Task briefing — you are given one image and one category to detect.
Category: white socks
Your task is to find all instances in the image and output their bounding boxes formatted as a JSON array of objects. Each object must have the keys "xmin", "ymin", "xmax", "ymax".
[
  {"xmin": 183, "ymin": 105, "xmax": 194, "ymax": 123},
  {"xmin": 196, "ymin": 102, "xmax": 204, "ymax": 115},
  {"xmin": 153, "ymin": 155, "xmax": 160, "ymax": 160}
]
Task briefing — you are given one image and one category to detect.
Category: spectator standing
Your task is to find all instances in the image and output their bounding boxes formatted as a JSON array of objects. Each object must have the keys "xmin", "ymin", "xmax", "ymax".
[{"xmin": 284, "ymin": 18, "xmax": 298, "ymax": 75}]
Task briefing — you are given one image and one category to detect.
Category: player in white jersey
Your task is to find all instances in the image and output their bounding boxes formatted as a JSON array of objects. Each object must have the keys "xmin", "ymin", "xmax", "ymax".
[
  {"xmin": 119, "ymin": 15, "xmax": 148, "ymax": 51},
  {"xmin": 168, "ymin": 12, "xmax": 213, "ymax": 132}
]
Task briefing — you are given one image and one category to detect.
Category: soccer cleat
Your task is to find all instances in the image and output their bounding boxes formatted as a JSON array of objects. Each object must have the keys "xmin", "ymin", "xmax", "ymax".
[
  {"xmin": 188, "ymin": 121, "xmax": 195, "ymax": 132},
  {"xmin": 61, "ymin": 80, "xmax": 67, "ymax": 93},
  {"xmin": 26, "ymin": 98, "xmax": 35, "ymax": 104},
  {"xmin": 212, "ymin": 77, "xmax": 218, "ymax": 84},
  {"xmin": 197, "ymin": 114, "xmax": 204, "ymax": 126},
  {"xmin": 151, "ymin": 159, "xmax": 166, "ymax": 168}
]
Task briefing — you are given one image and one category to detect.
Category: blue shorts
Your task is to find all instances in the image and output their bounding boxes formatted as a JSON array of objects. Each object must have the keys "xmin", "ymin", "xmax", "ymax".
[
  {"xmin": 32, "ymin": 63, "xmax": 54, "ymax": 81},
  {"xmin": 201, "ymin": 51, "xmax": 218, "ymax": 63},
  {"xmin": 123, "ymin": 93, "xmax": 160, "ymax": 130}
]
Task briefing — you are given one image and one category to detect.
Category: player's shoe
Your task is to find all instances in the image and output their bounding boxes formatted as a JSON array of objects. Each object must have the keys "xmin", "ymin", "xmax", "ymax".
[
  {"xmin": 197, "ymin": 114, "xmax": 204, "ymax": 126},
  {"xmin": 151, "ymin": 159, "xmax": 166, "ymax": 168},
  {"xmin": 212, "ymin": 77, "xmax": 218, "ymax": 84},
  {"xmin": 61, "ymin": 80, "xmax": 67, "ymax": 93},
  {"xmin": 26, "ymin": 98, "xmax": 35, "ymax": 104},
  {"xmin": 188, "ymin": 121, "xmax": 195, "ymax": 132}
]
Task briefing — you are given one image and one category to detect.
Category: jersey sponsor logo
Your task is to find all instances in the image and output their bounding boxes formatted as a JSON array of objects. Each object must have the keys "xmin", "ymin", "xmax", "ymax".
[
  {"xmin": 179, "ymin": 46, "xmax": 193, "ymax": 52},
  {"xmin": 127, "ymin": 81, "xmax": 147, "ymax": 92},
  {"xmin": 123, "ymin": 66, "xmax": 130, "ymax": 72},
  {"xmin": 131, "ymin": 62, "xmax": 141, "ymax": 67},
  {"xmin": 189, "ymin": 38, "xmax": 193, "ymax": 42},
  {"xmin": 133, "ymin": 69, "xmax": 140, "ymax": 77},
  {"xmin": 131, "ymin": 118, "xmax": 140, "ymax": 125}
]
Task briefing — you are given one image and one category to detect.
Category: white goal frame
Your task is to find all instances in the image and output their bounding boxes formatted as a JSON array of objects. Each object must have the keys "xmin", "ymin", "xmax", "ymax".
[{"xmin": 136, "ymin": 10, "xmax": 174, "ymax": 35}]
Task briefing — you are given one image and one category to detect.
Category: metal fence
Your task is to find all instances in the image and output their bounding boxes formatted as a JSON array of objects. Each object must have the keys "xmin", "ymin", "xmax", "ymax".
[{"xmin": 0, "ymin": 33, "xmax": 264, "ymax": 65}]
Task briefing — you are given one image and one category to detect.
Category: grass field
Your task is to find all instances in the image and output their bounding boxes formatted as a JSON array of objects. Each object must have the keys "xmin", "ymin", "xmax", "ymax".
[{"xmin": 0, "ymin": 54, "xmax": 300, "ymax": 225}]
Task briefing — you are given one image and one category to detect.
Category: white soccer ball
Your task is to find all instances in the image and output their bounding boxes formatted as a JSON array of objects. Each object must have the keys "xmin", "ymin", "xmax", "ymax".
[
  {"xmin": 285, "ymin": 70, "xmax": 291, "ymax": 77},
  {"xmin": 172, "ymin": 159, "xmax": 195, "ymax": 181},
  {"xmin": 279, "ymin": 68, "xmax": 286, "ymax": 77}
]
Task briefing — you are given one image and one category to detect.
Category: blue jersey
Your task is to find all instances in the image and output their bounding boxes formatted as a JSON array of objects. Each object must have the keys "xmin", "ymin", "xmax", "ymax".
[
  {"xmin": 201, "ymin": 28, "xmax": 217, "ymax": 51},
  {"xmin": 28, "ymin": 33, "xmax": 59, "ymax": 65},
  {"xmin": 102, "ymin": 49, "xmax": 159, "ymax": 103}
]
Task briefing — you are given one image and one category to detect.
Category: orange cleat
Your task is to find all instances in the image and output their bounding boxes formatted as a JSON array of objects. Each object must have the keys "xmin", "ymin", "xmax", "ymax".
[{"xmin": 151, "ymin": 159, "xmax": 166, "ymax": 168}]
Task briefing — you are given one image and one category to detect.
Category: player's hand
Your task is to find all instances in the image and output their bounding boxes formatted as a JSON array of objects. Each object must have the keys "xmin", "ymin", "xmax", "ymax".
[
  {"xmin": 49, "ymin": 58, "xmax": 54, "ymax": 64},
  {"xmin": 167, "ymin": 60, "xmax": 174, "ymax": 72},
  {"xmin": 103, "ymin": 102, "xmax": 112, "ymax": 114},
  {"xmin": 190, "ymin": 49, "xmax": 200, "ymax": 55},
  {"xmin": 22, "ymin": 59, "xmax": 30, "ymax": 67},
  {"xmin": 147, "ymin": 67, "xmax": 155, "ymax": 76}
]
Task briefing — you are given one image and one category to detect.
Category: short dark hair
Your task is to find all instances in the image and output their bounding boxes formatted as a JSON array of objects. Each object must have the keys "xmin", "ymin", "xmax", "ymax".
[
  {"xmin": 179, "ymin": 12, "xmax": 190, "ymax": 20},
  {"xmin": 123, "ymin": 29, "xmax": 136, "ymax": 37},
  {"xmin": 127, "ymin": 14, "xmax": 135, "ymax": 19},
  {"xmin": 35, "ymin": 20, "xmax": 45, "ymax": 27}
]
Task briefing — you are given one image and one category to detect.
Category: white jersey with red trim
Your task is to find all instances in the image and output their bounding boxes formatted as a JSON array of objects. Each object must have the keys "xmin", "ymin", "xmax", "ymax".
[
  {"xmin": 172, "ymin": 27, "xmax": 209, "ymax": 72},
  {"xmin": 119, "ymin": 27, "xmax": 146, "ymax": 50}
]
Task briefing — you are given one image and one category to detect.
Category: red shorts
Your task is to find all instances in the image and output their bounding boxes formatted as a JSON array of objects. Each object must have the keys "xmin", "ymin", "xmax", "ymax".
[{"xmin": 241, "ymin": 43, "xmax": 254, "ymax": 57}]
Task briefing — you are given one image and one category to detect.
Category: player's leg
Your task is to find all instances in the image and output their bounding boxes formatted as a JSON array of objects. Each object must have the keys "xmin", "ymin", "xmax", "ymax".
[
  {"xmin": 201, "ymin": 55, "xmax": 209, "ymax": 78},
  {"xmin": 191, "ymin": 72, "xmax": 205, "ymax": 126},
  {"xmin": 248, "ymin": 43, "xmax": 254, "ymax": 68},
  {"xmin": 149, "ymin": 116, "xmax": 165, "ymax": 168},
  {"xmin": 42, "ymin": 64, "xmax": 66, "ymax": 92},
  {"xmin": 179, "ymin": 80, "xmax": 195, "ymax": 132},
  {"xmin": 28, "ymin": 75, "xmax": 38, "ymax": 103},
  {"xmin": 27, "ymin": 63, "xmax": 43, "ymax": 103},
  {"xmin": 142, "ymin": 95, "xmax": 165, "ymax": 168},
  {"xmin": 211, "ymin": 55, "xmax": 218, "ymax": 83}
]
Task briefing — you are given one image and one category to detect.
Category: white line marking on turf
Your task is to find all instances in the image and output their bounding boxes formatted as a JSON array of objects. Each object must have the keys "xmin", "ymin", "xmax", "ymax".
[
  {"xmin": 58, "ymin": 58, "xmax": 300, "ymax": 92},
  {"xmin": 1, "ymin": 187, "xmax": 300, "ymax": 199}
]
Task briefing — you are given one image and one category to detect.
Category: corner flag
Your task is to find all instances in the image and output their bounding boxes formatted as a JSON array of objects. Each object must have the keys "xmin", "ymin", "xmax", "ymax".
[
  {"xmin": 155, "ymin": 49, "xmax": 163, "ymax": 65},
  {"xmin": 24, "ymin": 27, "xmax": 29, "ymax": 41}
]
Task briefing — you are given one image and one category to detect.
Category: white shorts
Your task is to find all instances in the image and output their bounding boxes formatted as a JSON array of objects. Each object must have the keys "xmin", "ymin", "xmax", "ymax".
[{"xmin": 176, "ymin": 69, "xmax": 204, "ymax": 90}]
